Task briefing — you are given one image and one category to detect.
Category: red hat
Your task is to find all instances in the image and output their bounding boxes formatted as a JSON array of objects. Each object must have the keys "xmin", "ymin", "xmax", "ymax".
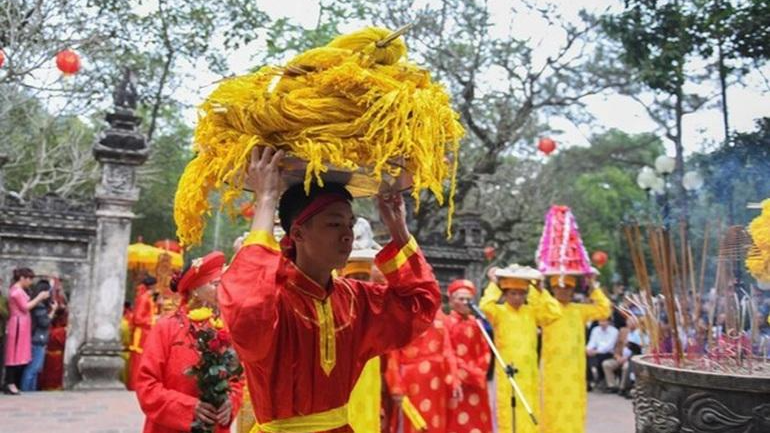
[
  {"xmin": 448, "ymin": 279, "xmax": 476, "ymax": 296},
  {"xmin": 175, "ymin": 251, "xmax": 226, "ymax": 295}
]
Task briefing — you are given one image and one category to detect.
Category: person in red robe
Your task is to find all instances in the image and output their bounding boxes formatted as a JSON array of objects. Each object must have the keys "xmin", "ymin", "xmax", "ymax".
[
  {"xmin": 38, "ymin": 310, "xmax": 67, "ymax": 390},
  {"xmin": 136, "ymin": 251, "xmax": 244, "ymax": 433},
  {"xmin": 445, "ymin": 279, "xmax": 493, "ymax": 433},
  {"xmin": 218, "ymin": 147, "xmax": 441, "ymax": 433},
  {"xmin": 385, "ymin": 308, "xmax": 460, "ymax": 433},
  {"xmin": 128, "ymin": 276, "xmax": 157, "ymax": 391}
]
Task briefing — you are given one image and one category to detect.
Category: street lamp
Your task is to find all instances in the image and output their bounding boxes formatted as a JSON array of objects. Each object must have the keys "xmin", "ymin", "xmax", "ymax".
[
  {"xmin": 636, "ymin": 166, "xmax": 657, "ymax": 191},
  {"xmin": 654, "ymin": 155, "xmax": 676, "ymax": 176},
  {"xmin": 682, "ymin": 170, "xmax": 704, "ymax": 192}
]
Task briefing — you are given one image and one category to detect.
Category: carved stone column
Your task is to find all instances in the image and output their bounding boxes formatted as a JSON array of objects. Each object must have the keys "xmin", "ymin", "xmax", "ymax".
[
  {"xmin": 74, "ymin": 71, "xmax": 148, "ymax": 389},
  {"xmin": 0, "ymin": 153, "xmax": 8, "ymax": 207}
]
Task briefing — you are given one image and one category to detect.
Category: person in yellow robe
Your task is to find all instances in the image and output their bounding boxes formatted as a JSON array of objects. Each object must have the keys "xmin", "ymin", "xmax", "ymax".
[
  {"xmin": 540, "ymin": 273, "xmax": 611, "ymax": 433},
  {"xmin": 344, "ymin": 218, "xmax": 383, "ymax": 433},
  {"xmin": 480, "ymin": 265, "xmax": 562, "ymax": 433}
]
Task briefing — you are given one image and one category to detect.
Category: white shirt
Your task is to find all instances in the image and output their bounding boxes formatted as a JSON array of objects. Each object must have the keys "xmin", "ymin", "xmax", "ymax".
[{"xmin": 586, "ymin": 325, "xmax": 619, "ymax": 354}]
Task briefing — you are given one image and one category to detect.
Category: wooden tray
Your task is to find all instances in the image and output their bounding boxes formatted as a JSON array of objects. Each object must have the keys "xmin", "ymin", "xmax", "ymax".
[{"xmin": 278, "ymin": 156, "xmax": 413, "ymax": 197}]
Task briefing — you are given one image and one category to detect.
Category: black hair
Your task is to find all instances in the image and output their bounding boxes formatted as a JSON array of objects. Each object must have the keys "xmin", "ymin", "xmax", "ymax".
[
  {"xmin": 169, "ymin": 265, "xmax": 192, "ymax": 293},
  {"xmin": 143, "ymin": 276, "xmax": 157, "ymax": 286},
  {"xmin": 12, "ymin": 267, "xmax": 34, "ymax": 282},
  {"xmin": 30, "ymin": 280, "xmax": 51, "ymax": 303},
  {"xmin": 277, "ymin": 182, "xmax": 353, "ymax": 234}
]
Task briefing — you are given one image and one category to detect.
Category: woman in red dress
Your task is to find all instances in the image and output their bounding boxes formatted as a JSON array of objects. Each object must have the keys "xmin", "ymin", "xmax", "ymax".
[{"xmin": 135, "ymin": 252, "xmax": 243, "ymax": 433}]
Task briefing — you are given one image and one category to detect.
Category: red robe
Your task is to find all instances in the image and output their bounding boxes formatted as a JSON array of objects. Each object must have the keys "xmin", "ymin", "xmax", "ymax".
[
  {"xmin": 385, "ymin": 310, "xmax": 460, "ymax": 433},
  {"xmin": 445, "ymin": 311, "xmax": 493, "ymax": 433},
  {"xmin": 218, "ymin": 231, "xmax": 440, "ymax": 433},
  {"xmin": 135, "ymin": 313, "xmax": 244, "ymax": 433},
  {"xmin": 128, "ymin": 284, "xmax": 154, "ymax": 391},
  {"xmin": 39, "ymin": 325, "xmax": 66, "ymax": 390}
]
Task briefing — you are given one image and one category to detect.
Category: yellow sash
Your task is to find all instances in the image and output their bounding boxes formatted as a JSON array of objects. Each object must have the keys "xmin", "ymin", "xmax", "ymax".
[
  {"xmin": 249, "ymin": 405, "xmax": 348, "ymax": 433},
  {"xmin": 402, "ymin": 396, "xmax": 428, "ymax": 431}
]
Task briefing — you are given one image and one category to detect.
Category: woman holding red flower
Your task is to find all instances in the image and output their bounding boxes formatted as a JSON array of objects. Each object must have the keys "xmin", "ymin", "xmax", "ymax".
[{"xmin": 135, "ymin": 251, "xmax": 244, "ymax": 433}]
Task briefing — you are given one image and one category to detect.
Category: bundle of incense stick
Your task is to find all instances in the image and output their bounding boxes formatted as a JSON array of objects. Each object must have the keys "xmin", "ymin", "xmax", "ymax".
[
  {"xmin": 623, "ymin": 224, "xmax": 660, "ymax": 356},
  {"xmin": 647, "ymin": 226, "xmax": 683, "ymax": 365}
]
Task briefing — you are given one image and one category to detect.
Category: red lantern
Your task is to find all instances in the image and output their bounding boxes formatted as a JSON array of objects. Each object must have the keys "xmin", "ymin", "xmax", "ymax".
[
  {"xmin": 0, "ymin": 50, "xmax": 4, "ymax": 68},
  {"xmin": 240, "ymin": 201, "xmax": 255, "ymax": 219},
  {"xmin": 483, "ymin": 246, "xmax": 496, "ymax": 261},
  {"xmin": 56, "ymin": 49, "xmax": 81, "ymax": 75},
  {"xmin": 538, "ymin": 137, "xmax": 556, "ymax": 155},
  {"xmin": 592, "ymin": 250, "xmax": 608, "ymax": 268}
]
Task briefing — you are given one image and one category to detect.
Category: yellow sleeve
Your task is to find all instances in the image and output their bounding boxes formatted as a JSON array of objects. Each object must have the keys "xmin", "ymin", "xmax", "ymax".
[
  {"xmin": 480, "ymin": 282, "xmax": 502, "ymax": 321},
  {"xmin": 529, "ymin": 287, "xmax": 563, "ymax": 327},
  {"xmin": 580, "ymin": 286, "xmax": 612, "ymax": 322},
  {"xmin": 241, "ymin": 230, "xmax": 280, "ymax": 252}
]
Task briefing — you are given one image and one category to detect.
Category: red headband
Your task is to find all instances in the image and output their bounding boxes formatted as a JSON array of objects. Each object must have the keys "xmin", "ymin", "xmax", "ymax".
[{"xmin": 279, "ymin": 193, "xmax": 350, "ymax": 258}]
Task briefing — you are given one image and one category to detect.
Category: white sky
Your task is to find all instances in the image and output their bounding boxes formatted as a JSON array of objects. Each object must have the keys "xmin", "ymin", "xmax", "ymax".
[{"xmin": 175, "ymin": 0, "xmax": 770, "ymax": 156}]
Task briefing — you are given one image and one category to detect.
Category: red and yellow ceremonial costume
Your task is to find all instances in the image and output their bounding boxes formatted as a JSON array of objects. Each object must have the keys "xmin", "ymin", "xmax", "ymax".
[
  {"xmin": 128, "ymin": 283, "xmax": 155, "ymax": 391},
  {"xmin": 39, "ymin": 315, "xmax": 67, "ymax": 390},
  {"xmin": 385, "ymin": 310, "xmax": 459, "ymax": 433},
  {"xmin": 445, "ymin": 280, "xmax": 493, "ymax": 433},
  {"xmin": 540, "ymin": 276, "xmax": 611, "ymax": 433},
  {"xmin": 136, "ymin": 251, "xmax": 244, "ymax": 433},
  {"xmin": 480, "ymin": 276, "xmax": 561, "ymax": 433},
  {"xmin": 341, "ymin": 236, "xmax": 385, "ymax": 433},
  {"xmin": 219, "ymin": 230, "xmax": 440, "ymax": 433},
  {"xmin": 136, "ymin": 312, "xmax": 244, "ymax": 433}
]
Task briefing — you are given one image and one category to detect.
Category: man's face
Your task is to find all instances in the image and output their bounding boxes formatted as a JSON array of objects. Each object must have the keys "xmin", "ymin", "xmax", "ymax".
[
  {"xmin": 554, "ymin": 286, "xmax": 574, "ymax": 304},
  {"xmin": 294, "ymin": 201, "xmax": 355, "ymax": 270},
  {"xmin": 503, "ymin": 289, "xmax": 527, "ymax": 309},
  {"xmin": 450, "ymin": 289, "xmax": 474, "ymax": 315},
  {"xmin": 599, "ymin": 319, "xmax": 610, "ymax": 329}
]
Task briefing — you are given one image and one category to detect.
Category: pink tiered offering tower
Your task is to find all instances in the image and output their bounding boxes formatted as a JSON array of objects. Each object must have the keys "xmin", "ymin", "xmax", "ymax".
[{"xmin": 536, "ymin": 205, "xmax": 591, "ymax": 276}]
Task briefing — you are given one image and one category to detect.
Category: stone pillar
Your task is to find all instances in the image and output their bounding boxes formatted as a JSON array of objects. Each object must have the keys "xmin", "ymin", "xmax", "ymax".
[
  {"xmin": 0, "ymin": 153, "xmax": 8, "ymax": 207},
  {"xmin": 74, "ymin": 71, "xmax": 148, "ymax": 389}
]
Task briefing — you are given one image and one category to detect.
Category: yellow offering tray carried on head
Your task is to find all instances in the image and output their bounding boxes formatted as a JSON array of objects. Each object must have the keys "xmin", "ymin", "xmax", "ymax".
[
  {"xmin": 174, "ymin": 25, "xmax": 464, "ymax": 247},
  {"xmin": 278, "ymin": 156, "xmax": 413, "ymax": 197}
]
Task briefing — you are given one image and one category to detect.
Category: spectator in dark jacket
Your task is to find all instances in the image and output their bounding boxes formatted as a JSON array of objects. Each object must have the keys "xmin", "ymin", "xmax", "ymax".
[{"xmin": 20, "ymin": 280, "xmax": 57, "ymax": 391}]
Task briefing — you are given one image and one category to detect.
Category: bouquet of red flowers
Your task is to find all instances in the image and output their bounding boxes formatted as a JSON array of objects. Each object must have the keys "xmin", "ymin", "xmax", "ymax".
[{"xmin": 187, "ymin": 307, "xmax": 243, "ymax": 433}]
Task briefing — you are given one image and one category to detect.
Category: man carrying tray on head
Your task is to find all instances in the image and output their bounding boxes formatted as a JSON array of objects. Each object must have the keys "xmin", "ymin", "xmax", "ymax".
[
  {"xmin": 218, "ymin": 147, "xmax": 441, "ymax": 433},
  {"xmin": 536, "ymin": 205, "xmax": 611, "ymax": 433}
]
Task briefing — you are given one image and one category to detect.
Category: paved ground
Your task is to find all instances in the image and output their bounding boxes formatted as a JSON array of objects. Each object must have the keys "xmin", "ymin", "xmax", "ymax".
[{"xmin": 0, "ymin": 389, "xmax": 634, "ymax": 433}]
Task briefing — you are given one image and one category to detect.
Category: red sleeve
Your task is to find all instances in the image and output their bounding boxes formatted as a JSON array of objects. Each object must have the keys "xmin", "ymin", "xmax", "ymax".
[
  {"xmin": 135, "ymin": 320, "xmax": 198, "ymax": 431},
  {"xmin": 441, "ymin": 317, "xmax": 461, "ymax": 389},
  {"xmin": 224, "ymin": 376, "xmax": 245, "ymax": 427},
  {"xmin": 355, "ymin": 237, "xmax": 441, "ymax": 360},
  {"xmin": 218, "ymin": 232, "xmax": 283, "ymax": 363},
  {"xmin": 457, "ymin": 348, "xmax": 488, "ymax": 389},
  {"xmin": 133, "ymin": 292, "xmax": 153, "ymax": 328},
  {"xmin": 384, "ymin": 351, "xmax": 404, "ymax": 396}
]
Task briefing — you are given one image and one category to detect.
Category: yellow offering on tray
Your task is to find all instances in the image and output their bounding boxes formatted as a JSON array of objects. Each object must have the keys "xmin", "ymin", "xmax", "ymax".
[
  {"xmin": 174, "ymin": 26, "xmax": 465, "ymax": 246},
  {"xmin": 747, "ymin": 199, "xmax": 770, "ymax": 282}
]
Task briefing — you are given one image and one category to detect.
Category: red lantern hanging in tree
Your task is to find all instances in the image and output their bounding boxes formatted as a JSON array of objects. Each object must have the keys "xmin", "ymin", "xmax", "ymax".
[
  {"xmin": 56, "ymin": 49, "xmax": 81, "ymax": 75},
  {"xmin": 0, "ymin": 50, "xmax": 5, "ymax": 68},
  {"xmin": 537, "ymin": 137, "xmax": 556, "ymax": 155},
  {"xmin": 591, "ymin": 250, "xmax": 608, "ymax": 268},
  {"xmin": 240, "ymin": 201, "xmax": 255, "ymax": 219},
  {"xmin": 483, "ymin": 246, "xmax": 496, "ymax": 261}
]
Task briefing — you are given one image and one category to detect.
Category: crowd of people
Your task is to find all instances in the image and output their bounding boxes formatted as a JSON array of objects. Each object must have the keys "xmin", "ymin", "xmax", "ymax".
[
  {"xmin": 6, "ymin": 147, "xmax": 768, "ymax": 433},
  {"xmin": 1, "ymin": 268, "xmax": 68, "ymax": 395},
  {"xmin": 122, "ymin": 148, "xmax": 653, "ymax": 433}
]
